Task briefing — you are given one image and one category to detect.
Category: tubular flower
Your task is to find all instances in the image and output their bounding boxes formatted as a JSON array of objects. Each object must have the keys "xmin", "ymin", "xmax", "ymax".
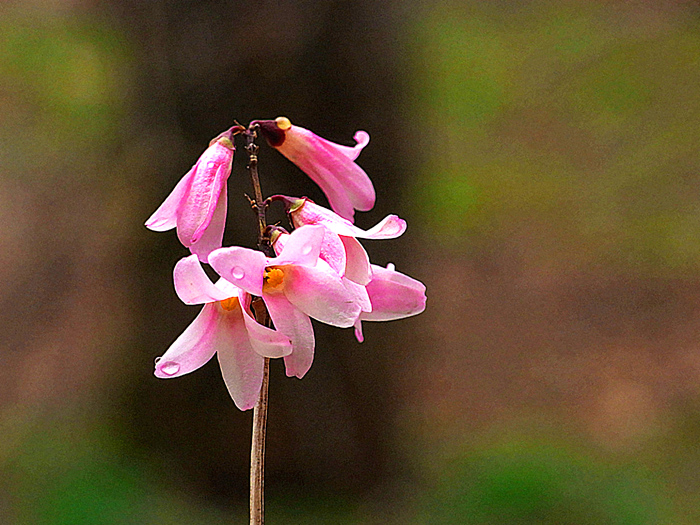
[
  {"xmin": 145, "ymin": 128, "xmax": 236, "ymax": 263},
  {"xmin": 253, "ymin": 117, "xmax": 375, "ymax": 222},
  {"xmin": 276, "ymin": 195, "xmax": 406, "ymax": 285},
  {"xmin": 154, "ymin": 254, "xmax": 292, "ymax": 410},
  {"xmin": 353, "ymin": 263, "xmax": 427, "ymax": 343},
  {"xmin": 209, "ymin": 225, "xmax": 371, "ymax": 379}
]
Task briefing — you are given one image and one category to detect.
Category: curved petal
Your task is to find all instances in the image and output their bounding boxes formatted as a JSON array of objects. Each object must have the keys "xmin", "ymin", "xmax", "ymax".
[
  {"xmin": 263, "ymin": 291, "xmax": 315, "ymax": 378},
  {"xmin": 189, "ymin": 183, "xmax": 227, "ymax": 263},
  {"xmin": 340, "ymin": 236, "xmax": 371, "ymax": 285},
  {"xmin": 176, "ymin": 143, "xmax": 233, "ymax": 246},
  {"xmin": 273, "ymin": 225, "xmax": 325, "ymax": 267},
  {"xmin": 361, "ymin": 264, "xmax": 426, "ymax": 321},
  {"xmin": 145, "ymin": 166, "xmax": 195, "ymax": 232},
  {"xmin": 217, "ymin": 328, "xmax": 265, "ymax": 411},
  {"xmin": 283, "ymin": 263, "xmax": 361, "ymax": 328},
  {"xmin": 278, "ymin": 126, "xmax": 375, "ymax": 221},
  {"xmin": 342, "ymin": 277, "xmax": 371, "ymax": 314},
  {"xmin": 291, "ymin": 198, "xmax": 406, "ymax": 240},
  {"xmin": 209, "ymin": 246, "xmax": 266, "ymax": 296},
  {"xmin": 239, "ymin": 292, "xmax": 293, "ymax": 358},
  {"xmin": 354, "ymin": 317, "xmax": 364, "ymax": 343},
  {"xmin": 154, "ymin": 303, "xmax": 220, "ymax": 378},
  {"xmin": 319, "ymin": 231, "xmax": 346, "ymax": 276},
  {"xmin": 173, "ymin": 254, "xmax": 231, "ymax": 305}
]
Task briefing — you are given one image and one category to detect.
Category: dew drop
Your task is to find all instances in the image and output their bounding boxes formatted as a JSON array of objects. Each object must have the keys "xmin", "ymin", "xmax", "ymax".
[
  {"xmin": 232, "ymin": 266, "xmax": 245, "ymax": 279},
  {"xmin": 301, "ymin": 244, "xmax": 313, "ymax": 255},
  {"xmin": 386, "ymin": 263, "xmax": 396, "ymax": 271},
  {"xmin": 154, "ymin": 356, "xmax": 162, "ymax": 364},
  {"xmin": 160, "ymin": 361, "xmax": 180, "ymax": 376}
]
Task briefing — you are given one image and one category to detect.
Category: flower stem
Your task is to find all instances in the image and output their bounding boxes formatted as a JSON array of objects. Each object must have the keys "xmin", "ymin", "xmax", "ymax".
[
  {"xmin": 244, "ymin": 125, "xmax": 273, "ymax": 524},
  {"xmin": 250, "ymin": 357, "xmax": 269, "ymax": 525}
]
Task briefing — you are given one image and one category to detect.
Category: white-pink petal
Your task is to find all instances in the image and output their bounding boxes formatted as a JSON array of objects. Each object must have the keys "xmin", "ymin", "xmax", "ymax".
[
  {"xmin": 239, "ymin": 292, "xmax": 293, "ymax": 358},
  {"xmin": 173, "ymin": 254, "xmax": 231, "ymax": 305},
  {"xmin": 209, "ymin": 246, "xmax": 266, "ymax": 296}
]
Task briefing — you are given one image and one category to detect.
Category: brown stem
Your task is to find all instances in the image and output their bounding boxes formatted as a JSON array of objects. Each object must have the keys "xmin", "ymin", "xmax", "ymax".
[
  {"xmin": 250, "ymin": 358, "xmax": 269, "ymax": 525},
  {"xmin": 244, "ymin": 125, "xmax": 272, "ymax": 524}
]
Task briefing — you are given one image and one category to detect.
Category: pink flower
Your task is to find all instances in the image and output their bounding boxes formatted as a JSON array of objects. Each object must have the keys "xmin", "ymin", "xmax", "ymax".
[
  {"xmin": 145, "ymin": 129, "xmax": 237, "ymax": 263},
  {"xmin": 209, "ymin": 225, "xmax": 370, "ymax": 379},
  {"xmin": 275, "ymin": 196, "xmax": 407, "ymax": 285},
  {"xmin": 353, "ymin": 263, "xmax": 426, "ymax": 343},
  {"xmin": 253, "ymin": 117, "xmax": 375, "ymax": 222},
  {"xmin": 154, "ymin": 254, "xmax": 292, "ymax": 410}
]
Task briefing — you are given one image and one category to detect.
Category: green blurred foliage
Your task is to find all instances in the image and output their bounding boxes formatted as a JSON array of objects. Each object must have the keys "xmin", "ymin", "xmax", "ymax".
[
  {"xmin": 0, "ymin": 5, "xmax": 131, "ymax": 182},
  {"xmin": 421, "ymin": 440, "xmax": 671, "ymax": 524},
  {"xmin": 409, "ymin": 3, "xmax": 700, "ymax": 276}
]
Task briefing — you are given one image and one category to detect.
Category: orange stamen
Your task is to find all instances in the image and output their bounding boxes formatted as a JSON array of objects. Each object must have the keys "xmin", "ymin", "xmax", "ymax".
[
  {"xmin": 220, "ymin": 296, "xmax": 239, "ymax": 311},
  {"xmin": 264, "ymin": 267, "xmax": 285, "ymax": 289}
]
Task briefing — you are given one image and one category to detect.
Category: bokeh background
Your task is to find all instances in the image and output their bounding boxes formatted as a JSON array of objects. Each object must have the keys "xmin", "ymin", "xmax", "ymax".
[{"xmin": 3, "ymin": 0, "xmax": 700, "ymax": 523}]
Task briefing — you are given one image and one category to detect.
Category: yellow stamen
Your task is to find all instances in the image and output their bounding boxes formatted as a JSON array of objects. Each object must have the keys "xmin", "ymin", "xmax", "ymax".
[
  {"xmin": 275, "ymin": 116, "xmax": 292, "ymax": 130},
  {"xmin": 264, "ymin": 267, "xmax": 285, "ymax": 289},
  {"xmin": 220, "ymin": 296, "xmax": 239, "ymax": 311}
]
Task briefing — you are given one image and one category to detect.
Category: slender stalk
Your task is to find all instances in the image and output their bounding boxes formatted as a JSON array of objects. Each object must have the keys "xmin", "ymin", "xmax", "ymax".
[
  {"xmin": 250, "ymin": 358, "xmax": 269, "ymax": 525},
  {"xmin": 245, "ymin": 126, "xmax": 272, "ymax": 525}
]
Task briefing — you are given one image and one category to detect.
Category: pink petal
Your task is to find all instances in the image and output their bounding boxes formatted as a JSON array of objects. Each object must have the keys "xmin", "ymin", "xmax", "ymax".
[
  {"xmin": 361, "ymin": 264, "xmax": 426, "ymax": 321},
  {"xmin": 283, "ymin": 262, "xmax": 362, "ymax": 328},
  {"xmin": 239, "ymin": 291, "xmax": 293, "ymax": 358},
  {"xmin": 273, "ymin": 224, "xmax": 325, "ymax": 267},
  {"xmin": 291, "ymin": 198, "xmax": 406, "ymax": 240},
  {"xmin": 216, "ymin": 327, "xmax": 265, "ymax": 411},
  {"xmin": 319, "ymin": 231, "xmax": 346, "ymax": 276},
  {"xmin": 263, "ymin": 291, "xmax": 315, "ymax": 378},
  {"xmin": 339, "ymin": 236, "xmax": 371, "ymax": 285},
  {"xmin": 354, "ymin": 317, "xmax": 364, "ymax": 343},
  {"xmin": 176, "ymin": 144, "xmax": 232, "ymax": 246},
  {"xmin": 173, "ymin": 254, "xmax": 231, "ymax": 305},
  {"xmin": 278, "ymin": 125, "xmax": 375, "ymax": 221},
  {"xmin": 145, "ymin": 166, "xmax": 196, "ymax": 232},
  {"xmin": 188, "ymin": 182, "xmax": 227, "ymax": 263},
  {"xmin": 209, "ymin": 246, "xmax": 266, "ymax": 296},
  {"xmin": 154, "ymin": 303, "xmax": 220, "ymax": 378}
]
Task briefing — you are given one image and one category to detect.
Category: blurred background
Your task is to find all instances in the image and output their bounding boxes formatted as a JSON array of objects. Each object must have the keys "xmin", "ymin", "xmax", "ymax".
[{"xmin": 2, "ymin": 0, "xmax": 700, "ymax": 523}]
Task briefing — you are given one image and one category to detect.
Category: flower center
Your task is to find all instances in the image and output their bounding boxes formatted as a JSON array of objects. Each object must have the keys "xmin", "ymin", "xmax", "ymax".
[
  {"xmin": 264, "ymin": 267, "xmax": 285, "ymax": 289},
  {"xmin": 220, "ymin": 296, "xmax": 239, "ymax": 311}
]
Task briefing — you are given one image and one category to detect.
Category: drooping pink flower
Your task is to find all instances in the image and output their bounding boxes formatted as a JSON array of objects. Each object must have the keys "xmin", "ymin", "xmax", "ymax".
[
  {"xmin": 353, "ymin": 263, "xmax": 426, "ymax": 343},
  {"xmin": 154, "ymin": 254, "xmax": 292, "ymax": 410},
  {"xmin": 275, "ymin": 195, "xmax": 406, "ymax": 285},
  {"xmin": 253, "ymin": 117, "xmax": 375, "ymax": 222},
  {"xmin": 209, "ymin": 225, "xmax": 371, "ymax": 379},
  {"xmin": 145, "ymin": 128, "xmax": 238, "ymax": 263}
]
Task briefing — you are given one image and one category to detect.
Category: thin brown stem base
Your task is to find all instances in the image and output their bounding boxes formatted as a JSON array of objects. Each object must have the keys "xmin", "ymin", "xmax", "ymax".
[{"xmin": 250, "ymin": 357, "xmax": 270, "ymax": 525}]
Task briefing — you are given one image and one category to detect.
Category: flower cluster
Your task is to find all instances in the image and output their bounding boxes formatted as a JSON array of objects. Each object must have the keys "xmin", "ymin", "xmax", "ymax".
[{"xmin": 146, "ymin": 118, "xmax": 426, "ymax": 410}]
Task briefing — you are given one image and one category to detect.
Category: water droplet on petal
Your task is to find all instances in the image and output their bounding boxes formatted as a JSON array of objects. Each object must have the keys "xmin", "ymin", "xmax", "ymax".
[
  {"xmin": 232, "ymin": 267, "xmax": 245, "ymax": 279},
  {"xmin": 301, "ymin": 244, "xmax": 312, "ymax": 255},
  {"xmin": 154, "ymin": 357, "xmax": 161, "ymax": 364},
  {"xmin": 160, "ymin": 361, "xmax": 180, "ymax": 376},
  {"xmin": 386, "ymin": 263, "xmax": 396, "ymax": 271}
]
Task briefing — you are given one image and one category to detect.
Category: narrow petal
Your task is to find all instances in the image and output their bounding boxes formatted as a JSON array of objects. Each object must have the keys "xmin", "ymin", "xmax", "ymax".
[
  {"xmin": 290, "ymin": 198, "xmax": 406, "ymax": 240},
  {"xmin": 343, "ymin": 277, "xmax": 371, "ymax": 313},
  {"xmin": 263, "ymin": 291, "xmax": 315, "ymax": 378},
  {"xmin": 273, "ymin": 224, "xmax": 325, "ymax": 267},
  {"xmin": 361, "ymin": 264, "xmax": 427, "ymax": 322},
  {"xmin": 273, "ymin": 124, "xmax": 375, "ymax": 221},
  {"xmin": 339, "ymin": 236, "xmax": 371, "ymax": 285},
  {"xmin": 354, "ymin": 317, "xmax": 364, "ymax": 343},
  {"xmin": 173, "ymin": 254, "xmax": 231, "ymax": 305},
  {"xmin": 209, "ymin": 246, "xmax": 266, "ymax": 296},
  {"xmin": 283, "ymin": 262, "xmax": 362, "ymax": 328},
  {"xmin": 239, "ymin": 292, "xmax": 293, "ymax": 358},
  {"xmin": 176, "ymin": 141, "xmax": 233, "ymax": 246},
  {"xmin": 319, "ymin": 231, "xmax": 347, "ymax": 276},
  {"xmin": 188, "ymin": 182, "xmax": 227, "ymax": 263},
  {"xmin": 145, "ymin": 166, "xmax": 195, "ymax": 232},
  {"xmin": 217, "ymin": 329, "xmax": 265, "ymax": 411},
  {"xmin": 154, "ymin": 303, "xmax": 220, "ymax": 378}
]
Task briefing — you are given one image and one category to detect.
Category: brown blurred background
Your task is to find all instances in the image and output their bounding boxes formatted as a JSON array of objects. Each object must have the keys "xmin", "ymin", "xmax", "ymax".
[{"xmin": 2, "ymin": 0, "xmax": 700, "ymax": 523}]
